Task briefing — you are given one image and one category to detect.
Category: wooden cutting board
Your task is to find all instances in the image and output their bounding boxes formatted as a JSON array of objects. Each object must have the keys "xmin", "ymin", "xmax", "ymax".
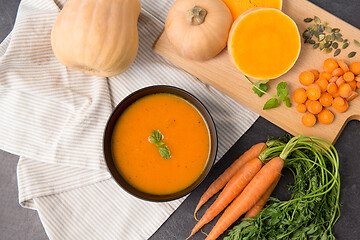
[{"xmin": 153, "ymin": 0, "xmax": 360, "ymax": 143}]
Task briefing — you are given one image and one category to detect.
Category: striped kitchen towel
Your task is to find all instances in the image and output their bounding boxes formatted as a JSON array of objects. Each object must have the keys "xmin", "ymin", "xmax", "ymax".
[{"xmin": 0, "ymin": 0, "xmax": 258, "ymax": 239}]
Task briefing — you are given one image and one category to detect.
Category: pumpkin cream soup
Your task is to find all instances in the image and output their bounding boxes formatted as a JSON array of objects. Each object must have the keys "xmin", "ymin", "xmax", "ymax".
[{"xmin": 111, "ymin": 93, "xmax": 210, "ymax": 196}]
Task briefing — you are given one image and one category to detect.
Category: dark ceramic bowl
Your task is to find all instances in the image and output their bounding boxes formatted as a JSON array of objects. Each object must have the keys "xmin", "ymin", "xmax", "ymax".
[{"xmin": 103, "ymin": 85, "xmax": 218, "ymax": 202}]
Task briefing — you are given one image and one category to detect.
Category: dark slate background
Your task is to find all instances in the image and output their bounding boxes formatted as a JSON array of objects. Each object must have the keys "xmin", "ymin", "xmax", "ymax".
[{"xmin": 0, "ymin": 0, "xmax": 359, "ymax": 239}]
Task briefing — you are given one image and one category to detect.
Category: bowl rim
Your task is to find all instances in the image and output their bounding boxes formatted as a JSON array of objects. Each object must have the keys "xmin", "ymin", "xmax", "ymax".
[{"xmin": 103, "ymin": 85, "xmax": 218, "ymax": 202}]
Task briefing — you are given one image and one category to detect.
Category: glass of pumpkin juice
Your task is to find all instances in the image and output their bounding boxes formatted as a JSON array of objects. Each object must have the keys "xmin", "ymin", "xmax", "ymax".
[{"xmin": 111, "ymin": 92, "xmax": 212, "ymax": 197}]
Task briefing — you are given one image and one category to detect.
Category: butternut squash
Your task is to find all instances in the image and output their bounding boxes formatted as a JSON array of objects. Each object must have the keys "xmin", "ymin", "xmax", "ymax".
[
  {"xmin": 222, "ymin": 0, "xmax": 282, "ymax": 21},
  {"xmin": 228, "ymin": 8, "xmax": 301, "ymax": 79},
  {"xmin": 51, "ymin": 0, "xmax": 141, "ymax": 77},
  {"xmin": 165, "ymin": 0, "xmax": 232, "ymax": 61}
]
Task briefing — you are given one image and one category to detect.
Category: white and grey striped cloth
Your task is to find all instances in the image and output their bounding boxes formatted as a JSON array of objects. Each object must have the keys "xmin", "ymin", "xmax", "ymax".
[{"xmin": 0, "ymin": 0, "xmax": 258, "ymax": 239}]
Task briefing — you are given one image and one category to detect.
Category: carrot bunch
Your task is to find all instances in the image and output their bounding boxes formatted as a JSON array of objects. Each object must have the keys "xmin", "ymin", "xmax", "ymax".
[
  {"xmin": 188, "ymin": 135, "xmax": 340, "ymax": 240},
  {"xmin": 189, "ymin": 141, "xmax": 286, "ymax": 240},
  {"xmin": 294, "ymin": 58, "xmax": 360, "ymax": 127}
]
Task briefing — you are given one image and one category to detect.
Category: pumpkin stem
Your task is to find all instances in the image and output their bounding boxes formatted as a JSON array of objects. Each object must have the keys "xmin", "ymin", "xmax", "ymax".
[{"xmin": 185, "ymin": 6, "xmax": 207, "ymax": 25}]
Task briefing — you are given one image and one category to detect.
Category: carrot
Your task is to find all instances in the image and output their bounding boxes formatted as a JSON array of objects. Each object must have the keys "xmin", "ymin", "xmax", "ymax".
[
  {"xmin": 205, "ymin": 157, "xmax": 284, "ymax": 240},
  {"xmin": 244, "ymin": 175, "xmax": 281, "ymax": 218},
  {"xmin": 194, "ymin": 142, "xmax": 266, "ymax": 216},
  {"xmin": 189, "ymin": 158, "xmax": 263, "ymax": 237}
]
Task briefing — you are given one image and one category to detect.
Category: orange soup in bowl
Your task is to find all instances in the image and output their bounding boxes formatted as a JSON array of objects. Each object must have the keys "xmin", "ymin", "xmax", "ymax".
[{"xmin": 111, "ymin": 93, "xmax": 211, "ymax": 196}]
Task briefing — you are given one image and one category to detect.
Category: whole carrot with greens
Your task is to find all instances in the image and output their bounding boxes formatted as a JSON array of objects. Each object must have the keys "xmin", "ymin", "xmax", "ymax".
[
  {"xmin": 194, "ymin": 142, "xmax": 266, "ymax": 217},
  {"xmin": 244, "ymin": 175, "xmax": 281, "ymax": 219},
  {"xmin": 189, "ymin": 157, "xmax": 263, "ymax": 237},
  {"xmin": 224, "ymin": 135, "xmax": 340, "ymax": 240},
  {"xmin": 205, "ymin": 156, "xmax": 285, "ymax": 240}
]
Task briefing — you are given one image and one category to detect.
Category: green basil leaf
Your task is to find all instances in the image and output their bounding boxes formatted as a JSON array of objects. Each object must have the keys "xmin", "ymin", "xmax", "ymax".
[
  {"xmin": 150, "ymin": 130, "xmax": 162, "ymax": 145},
  {"xmin": 263, "ymin": 98, "xmax": 280, "ymax": 110},
  {"xmin": 283, "ymin": 97, "xmax": 291, "ymax": 108},
  {"xmin": 252, "ymin": 80, "xmax": 269, "ymax": 97},
  {"xmin": 159, "ymin": 146, "xmax": 171, "ymax": 159},
  {"xmin": 276, "ymin": 82, "xmax": 289, "ymax": 101}
]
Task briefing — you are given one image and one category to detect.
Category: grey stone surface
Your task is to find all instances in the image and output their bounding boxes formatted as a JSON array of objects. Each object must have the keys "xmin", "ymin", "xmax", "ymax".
[
  {"xmin": 0, "ymin": 0, "xmax": 359, "ymax": 240},
  {"xmin": 0, "ymin": 151, "xmax": 48, "ymax": 240}
]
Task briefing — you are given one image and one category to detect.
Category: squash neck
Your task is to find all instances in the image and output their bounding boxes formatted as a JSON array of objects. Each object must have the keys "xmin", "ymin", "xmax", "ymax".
[{"xmin": 185, "ymin": 6, "xmax": 207, "ymax": 25}]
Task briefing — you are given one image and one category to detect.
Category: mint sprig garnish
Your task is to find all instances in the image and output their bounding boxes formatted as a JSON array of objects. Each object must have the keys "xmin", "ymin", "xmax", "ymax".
[
  {"xmin": 150, "ymin": 130, "xmax": 171, "ymax": 159},
  {"xmin": 244, "ymin": 75, "xmax": 291, "ymax": 110}
]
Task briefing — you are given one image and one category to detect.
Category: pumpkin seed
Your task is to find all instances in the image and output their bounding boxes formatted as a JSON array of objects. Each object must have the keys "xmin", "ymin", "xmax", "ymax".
[
  {"xmin": 348, "ymin": 52, "xmax": 356, "ymax": 58},
  {"xmin": 325, "ymin": 35, "xmax": 331, "ymax": 42},
  {"xmin": 304, "ymin": 18, "xmax": 313, "ymax": 22},
  {"xmin": 354, "ymin": 40, "xmax": 360, "ymax": 47},
  {"xmin": 342, "ymin": 42, "xmax": 349, "ymax": 49},
  {"xmin": 308, "ymin": 24, "xmax": 316, "ymax": 30},
  {"xmin": 335, "ymin": 33, "xmax": 343, "ymax": 38},
  {"xmin": 318, "ymin": 33, "xmax": 325, "ymax": 41},
  {"xmin": 323, "ymin": 48, "xmax": 333, "ymax": 54},
  {"xmin": 343, "ymin": 39, "xmax": 349, "ymax": 43},
  {"xmin": 332, "ymin": 42, "xmax": 338, "ymax": 49},
  {"xmin": 318, "ymin": 24, "xmax": 325, "ymax": 32},
  {"xmin": 313, "ymin": 43, "xmax": 320, "ymax": 49},
  {"xmin": 303, "ymin": 30, "xmax": 311, "ymax": 39},
  {"xmin": 314, "ymin": 31, "xmax": 320, "ymax": 38},
  {"xmin": 319, "ymin": 42, "xmax": 325, "ymax": 50},
  {"xmin": 314, "ymin": 16, "xmax": 321, "ymax": 24},
  {"xmin": 334, "ymin": 48, "xmax": 341, "ymax": 57},
  {"xmin": 336, "ymin": 36, "xmax": 344, "ymax": 42},
  {"xmin": 332, "ymin": 28, "xmax": 340, "ymax": 33},
  {"xmin": 325, "ymin": 26, "xmax": 332, "ymax": 33},
  {"xmin": 324, "ymin": 41, "xmax": 332, "ymax": 48},
  {"xmin": 308, "ymin": 39, "xmax": 316, "ymax": 44},
  {"xmin": 321, "ymin": 21, "xmax": 328, "ymax": 27},
  {"xmin": 331, "ymin": 33, "xmax": 336, "ymax": 41}
]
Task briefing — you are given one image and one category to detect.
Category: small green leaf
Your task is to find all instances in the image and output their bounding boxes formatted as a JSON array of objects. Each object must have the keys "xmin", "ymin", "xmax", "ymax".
[
  {"xmin": 277, "ymin": 82, "xmax": 287, "ymax": 90},
  {"xmin": 252, "ymin": 80, "xmax": 269, "ymax": 97},
  {"xmin": 263, "ymin": 98, "xmax": 280, "ymax": 110},
  {"xmin": 277, "ymin": 82, "xmax": 289, "ymax": 101},
  {"xmin": 354, "ymin": 39, "xmax": 360, "ymax": 47},
  {"xmin": 283, "ymin": 97, "xmax": 291, "ymax": 108},
  {"xmin": 348, "ymin": 52, "xmax": 356, "ymax": 58},
  {"xmin": 159, "ymin": 146, "xmax": 171, "ymax": 159},
  {"xmin": 304, "ymin": 18, "xmax": 313, "ymax": 22},
  {"xmin": 150, "ymin": 130, "xmax": 162, "ymax": 145}
]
